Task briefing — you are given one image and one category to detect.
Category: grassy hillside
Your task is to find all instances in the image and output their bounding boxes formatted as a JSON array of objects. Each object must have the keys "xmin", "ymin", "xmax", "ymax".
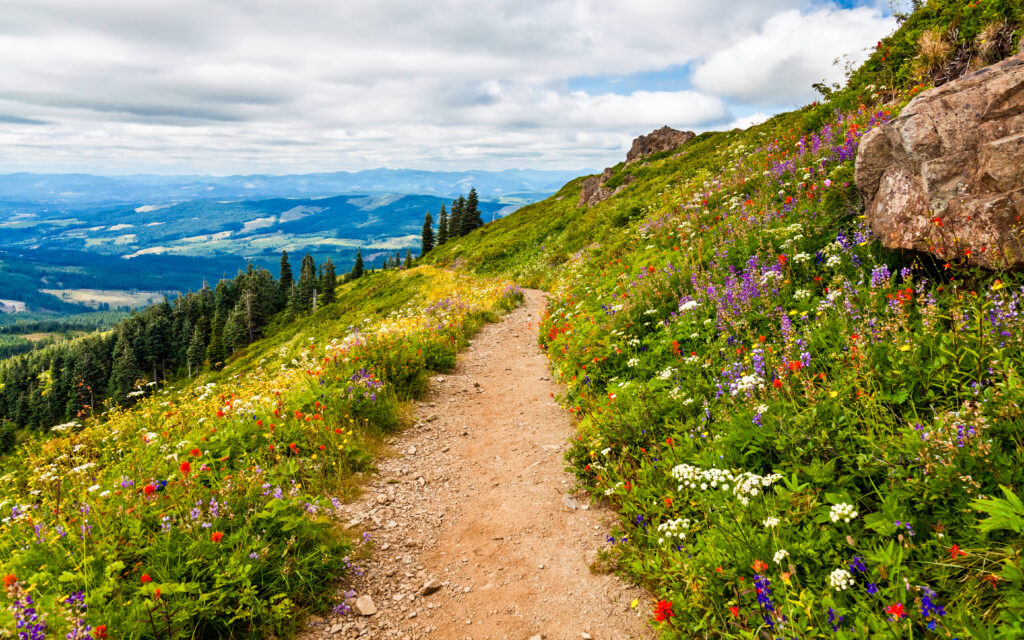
[
  {"xmin": 424, "ymin": 2, "xmax": 1024, "ymax": 638},
  {"xmin": 0, "ymin": 267, "xmax": 521, "ymax": 636}
]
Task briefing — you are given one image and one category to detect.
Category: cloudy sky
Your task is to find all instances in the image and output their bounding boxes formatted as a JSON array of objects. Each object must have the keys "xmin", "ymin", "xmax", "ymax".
[{"xmin": 0, "ymin": 0, "xmax": 901, "ymax": 175}]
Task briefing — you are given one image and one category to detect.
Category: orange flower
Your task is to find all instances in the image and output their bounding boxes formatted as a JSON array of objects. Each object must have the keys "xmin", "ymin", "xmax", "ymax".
[
  {"xmin": 752, "ymin": 559, "xmax": 768, "ymax": 572},
  {"xmin": 211, "ymin": 531, "xmax": 224, "ymax": 543},
  {"xmin": 141, "ymin": 573, "xmax": 152, "ymax": 584},
  {"xmin": 3, "ymin": 574, "xmax": 17, "ymax": 588}
]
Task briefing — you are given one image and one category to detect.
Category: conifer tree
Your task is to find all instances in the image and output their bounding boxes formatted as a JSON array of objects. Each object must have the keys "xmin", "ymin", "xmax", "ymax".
[
  {"xmin": 206, "ymin": 311, "xmax": 227, "ymax": 370},
  {"xmin": 223, "ymin": 304, "xmax": 246, "ymax": 351},
  {"xmin": 109, "ymin": 331, "xmax": 141, "ymax": 401},
  {"xmin": 421, "ymin": 211, "xmax": 435, "ymax": 255},
  {"xmin": 449, "ymin": 196, "xmax": 464, "ymax": 238},
  {"xmin": 279, "ymin": 250, "xmax": 293, "ymax": 307},
  {"xmin": 351, "ymin": 249, "xmax": 364, "ymax": 280},
  {"xmin": 462, "ymin": 187, "xmax": 482, "ymax": 234},
  {"xmin": 289, "ymin": 254, "xmax": 317, "ymax": 314},
  {"xmin": 404, "ymin": 249, "xmax": 412, "ymax": 268},
  {"xmin": 186, "ymin": 325, "xmax": 205, "ymax": 377},
  {"xmin": 437, "ymin": 205, "xmax": 449, "ymax": 245},
  {"xmin": 320, "ymin": 258, "xmax": 336, "ymax": 304}
]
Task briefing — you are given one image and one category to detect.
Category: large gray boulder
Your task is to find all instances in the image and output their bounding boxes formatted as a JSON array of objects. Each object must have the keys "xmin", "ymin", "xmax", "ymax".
[{"xmin": 855, "ymin": 53, "xmax": 1024, "ymax": 269}]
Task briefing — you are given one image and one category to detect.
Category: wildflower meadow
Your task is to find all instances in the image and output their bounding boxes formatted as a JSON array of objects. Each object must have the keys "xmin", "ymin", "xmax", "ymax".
[
  {"xmin": 0, "ymin": 268, "xmax": 522, "ymax": 637},
  {"xmin": 537, "ymin": 93, "xmax": 1024, "ymax": 638}
]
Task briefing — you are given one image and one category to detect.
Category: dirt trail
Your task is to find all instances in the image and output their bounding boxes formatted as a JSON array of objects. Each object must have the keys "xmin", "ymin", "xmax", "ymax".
[{"xmin": 301, "ymin": 289, "xmax": 652, "ymax": 640}]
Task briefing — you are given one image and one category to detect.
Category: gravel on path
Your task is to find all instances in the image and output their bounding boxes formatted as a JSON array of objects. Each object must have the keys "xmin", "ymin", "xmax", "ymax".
[{"xmin": 300, "ymin": 289, "xmax": 653, "ymax": 640}]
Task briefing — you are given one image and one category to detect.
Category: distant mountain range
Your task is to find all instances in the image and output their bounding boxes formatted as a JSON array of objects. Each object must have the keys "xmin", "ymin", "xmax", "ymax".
[{"xmin": 0, "ymin": 168, "xmax": 586, "ymax": 207}]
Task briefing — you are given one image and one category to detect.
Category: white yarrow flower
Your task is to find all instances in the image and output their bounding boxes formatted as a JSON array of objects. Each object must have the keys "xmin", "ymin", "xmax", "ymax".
[
  {"xmin": 830, "ymin": 503, "xmax": 859, "ymax": 523},
  {"xmin": 830, "ymin": 568, "xmax": 855, "ymax": 591}
]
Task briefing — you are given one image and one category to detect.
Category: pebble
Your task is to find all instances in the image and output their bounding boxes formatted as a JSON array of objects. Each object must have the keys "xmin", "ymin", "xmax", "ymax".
[
  {"xmin": 420, "ymin": 578, "xmax": 442, "ymax": 596},
  {"xmin": 353, "ymin": 595, "xmax": 377, "ymax": 616}
]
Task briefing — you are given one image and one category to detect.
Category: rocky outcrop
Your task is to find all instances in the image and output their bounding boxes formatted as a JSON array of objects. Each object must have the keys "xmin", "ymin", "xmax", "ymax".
[
  {"xmin": 626, "ymin": 126, "xmax": 695, "ymax": 165},
  {"xmin": 855, "ymin": 53, "xmax": 1024, "ymax": 269},
  {"xmin": 578, "ymin": 126, "xmax": 693, "ymax": 207},
  {"xmin": 578, "ymin": 168, "xmax": 635, "ymax": 208}
]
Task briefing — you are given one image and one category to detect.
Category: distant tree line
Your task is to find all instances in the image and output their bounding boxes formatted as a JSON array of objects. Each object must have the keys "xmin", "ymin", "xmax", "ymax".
[
  {"xmin": 0, "ymin": 311, "xmax": 129, "ymax": 335},
  {"xmin": 0, "ymin": 251, "xmax": 338, "ymax": 442},
  {"xmin": 420, "ymin": 188, "xmax": 482, "ymax": 256}
]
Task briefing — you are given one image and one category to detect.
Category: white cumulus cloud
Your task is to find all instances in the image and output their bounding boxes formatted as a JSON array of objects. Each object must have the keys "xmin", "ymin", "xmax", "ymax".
[{"xmin": 691, "ymin": 7, "xmax": 895, "ymax": 107}]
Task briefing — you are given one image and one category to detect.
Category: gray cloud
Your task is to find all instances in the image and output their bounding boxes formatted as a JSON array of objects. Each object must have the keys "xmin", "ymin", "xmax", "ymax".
[
  {"xmin": 0, "ymin": 1, "xmax": 894, "ymax": 174},
  {"xmin": 0, "ymin": 114, "xmax": 47, "ymax": 125}
]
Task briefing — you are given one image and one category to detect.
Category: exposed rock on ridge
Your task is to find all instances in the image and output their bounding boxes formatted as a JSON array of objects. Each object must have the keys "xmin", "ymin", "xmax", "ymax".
[
  {"xmin": 626, "ymin": 126, "xmax": 696, "ymax": 165},
  {"xmin": 855, "ymin": 52, "xmax": 1024, "ymax": 269},
  {"xmin": 578, "ymin": 126, "xmax": 695, "ymax": 208},
  {"xmin": 579, "ymin": 168, "xmax": 635, "ymax": 208}
]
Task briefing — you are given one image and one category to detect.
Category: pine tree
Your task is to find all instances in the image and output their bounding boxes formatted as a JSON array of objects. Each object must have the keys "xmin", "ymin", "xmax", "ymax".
[
  {"xmin": 186, "ymin": 326, "xmax": 205, "ymax": 377},
  {"xmin": 223, "ymin": 304, "xmax": 246, "ymax": 351},
  {"xmin": 462, "ymin": 187, "xmax": 482, "ymax": 233},
  {"xmin": 278, "ymin": 250, "xmax": 293, "ymax": 310},
  {"xmin": 449, "ymin": 197, "xmax": 464, "ymax": 238},
  {"xmin": 206, "ymin": 311, "xmax": 227, "ymax": 370},
  {"xmin": 289, "ymin": 254, "xmax": 317, "ymax": 314},
  {"xmin": 351, "ymin": 249, "xmax": 364, "ymax": 280},
  {"xmin": 320, "ymin": 258, "xmax": 336, "ymax": 304},
  {"xmin": 437, "ymin": 205, "xmax": 449, "ymax": 245},
  {"xmin": 403, "ymin": 249, "xmax": 412, "ymax": 268},
  {"xmin": 109, "ymin": 331, "xmax": 141, "ymax": 401},
  {"xmin": 421, "ymin": 211, "xmax": 435, "ymax": 255}
]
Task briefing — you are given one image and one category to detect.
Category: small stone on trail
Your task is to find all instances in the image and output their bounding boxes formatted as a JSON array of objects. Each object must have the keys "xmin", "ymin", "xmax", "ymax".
[
  {"xmin": 529, "ymin": 635, "xmax": 543, "ymax": 640},
  {"xmin": 407, "ymin": 446, "xmax": 417, "ymax": 455},
  {"xmin": 581, "ymin": 634, "xmax": 592, "ymax": 640},
  {"xmin": 421, "ymin": 578, "xmax": 443, "ymax": 596},
  {"xmin": 562, "ymin": 494, "xmax": 579, "ymax": 511},
  {"xmin": 354, "ymin": 595, "xmax": 377, "ymax": 616}
]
